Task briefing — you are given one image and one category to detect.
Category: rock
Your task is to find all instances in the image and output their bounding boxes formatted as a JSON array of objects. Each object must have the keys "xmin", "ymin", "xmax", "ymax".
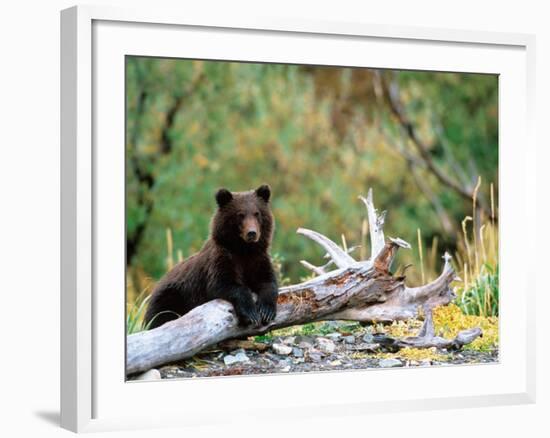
[
  {"xmin": 135, "ymin": 369, "xmax": 161, "ymax": 381},
  {"xmin": 343, "ymin": 335, "xmax": 356, "ymax": 344},
  {"xmin": 282, "ymin": 336, "xmax": 296, "ymax": 345},
  {"xmin": 224, "ymin": 351, "xmax": 250, "ymax": 366},
  {"xmin": 316, "ymin": 338, "xmax": 336, "ymax": 354},
  {"xmin": 362, "ymin": 333, "xmax": 374, "ymax": 343},
  {"xmin": 325, "ymin": 333, "xmax": 342, "ymax": 341},
  {"xmin": 379, "ymin": 358, "xmax": 403, "ymax": 368},
  {"xmin": 292, "ymin": 347, "xmax": 304, "ymax": 358},
  {"xmin": 280, "ymin": 366, "xmax": 291, "ymax": 372},
  {"xmin": 257, "ymin": 357, "xmax": 274, "ymax": 367},
  {"xmin": 234, "ymin": 351, "xmax": 250, "ymax": 362},
  {"xmin": 347, "ymin": 343, "xmax": 379, "ymax": 353},
  {"xmin": 330, "ymin": 359, "xmax": 342, "ymax": 366},
  {"xmin": 294, "ymin": 335, "xmax": 314, "ymax": 345},
  {"xmin": 298, "ymin": 341, "xmax": 314, "ymax": 350},
  {"xmin": 272, "ymin": 343, "xmax": 293, "ymax": 355},
  {"xmin": 308, "ymin": 351, "xmax": 324, "ymax": 363},
  {"xmin": 223, "ymin": 355, "xmax": 237, "ymax": 365}
]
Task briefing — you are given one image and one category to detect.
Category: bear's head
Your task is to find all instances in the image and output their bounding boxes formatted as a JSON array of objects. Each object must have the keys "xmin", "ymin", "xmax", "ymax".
[{"xmin": 212, "ymin": 184, "xmax": 274, "ymax": 252}]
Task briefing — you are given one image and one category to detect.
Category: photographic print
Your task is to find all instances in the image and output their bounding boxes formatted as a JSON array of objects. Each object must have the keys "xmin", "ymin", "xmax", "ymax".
[{"xmin": 125, "ymin": 56, "xmax": 499, "ymax": 380}]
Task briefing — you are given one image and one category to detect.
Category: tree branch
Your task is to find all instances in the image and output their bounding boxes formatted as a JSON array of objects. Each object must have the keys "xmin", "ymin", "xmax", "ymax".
[{"xmin": 375, "ymin": 71, "xmax": 490, "ymax": 215}]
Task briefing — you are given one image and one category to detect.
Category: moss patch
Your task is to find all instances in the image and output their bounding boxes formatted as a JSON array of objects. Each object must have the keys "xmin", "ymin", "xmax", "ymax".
[
  {"xmin": 376, "ymin": 346, "xmax": 449, "ymax": 362},
  {"xmin": 433, "ymin": 304, "xmax": 498, "ymax": 352},
  {"xmin": 374, "ymin": 303, "xmax": 498, "ymax": 361}
]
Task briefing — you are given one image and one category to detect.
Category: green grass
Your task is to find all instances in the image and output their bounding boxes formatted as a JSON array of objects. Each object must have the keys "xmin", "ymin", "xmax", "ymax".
[
  {"xmin": 127, "ymin": 291, "xmax": 150, "ymax": 334},
  {"xmin": 456, "ymin": 263, "xmax": 499, "ymax": 317},
  {"xmin": 126, "ymin": 291, "xmax": 181, "ymax": 334}
]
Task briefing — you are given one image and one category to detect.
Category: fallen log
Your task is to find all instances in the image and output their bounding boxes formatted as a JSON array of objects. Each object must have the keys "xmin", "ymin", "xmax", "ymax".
[{"xmin": 127, "ymin": 189, "xmax": 481, "ymax": 375}]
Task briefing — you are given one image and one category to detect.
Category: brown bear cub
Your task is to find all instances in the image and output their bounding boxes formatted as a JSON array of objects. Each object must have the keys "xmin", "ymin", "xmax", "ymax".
[{"xmin": 144, "ymin": 185, "xmax": 278, "ymax": 330}]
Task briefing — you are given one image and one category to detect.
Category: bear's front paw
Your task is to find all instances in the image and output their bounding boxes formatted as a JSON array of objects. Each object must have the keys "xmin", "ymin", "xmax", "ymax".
[
  {"xmin": 236, "ymin": 305, "xmax": 262, "ymax": 327},
  {"xmin": 257, "ymin": 299, "xmax": 277, "ymax": 325}
]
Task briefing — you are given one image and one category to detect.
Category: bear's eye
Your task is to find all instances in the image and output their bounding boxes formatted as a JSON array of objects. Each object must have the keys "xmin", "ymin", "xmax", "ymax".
[{"xmin": 254, "ymin": 212, "xmax": 260, "ymax": 218}]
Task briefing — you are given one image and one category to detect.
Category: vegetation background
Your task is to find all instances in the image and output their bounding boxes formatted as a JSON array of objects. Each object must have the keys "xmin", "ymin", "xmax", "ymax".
[{"xmin": 126, "ymin": 56, "xmax": 499, "ymax": 327}]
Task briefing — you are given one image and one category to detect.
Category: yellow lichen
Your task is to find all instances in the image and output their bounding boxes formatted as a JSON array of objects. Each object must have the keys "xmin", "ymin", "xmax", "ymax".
[
  {"xmin": 349, "ymin": 352, "xmax": 368, "ymax": 360},
  {"xmin": 433, "ymin": 304, "xmax": 498, "ymax": 352},
  {"xmin": 375, "ymin": 346, "xmax": 449, "ymax": 362},
  {"xmin": 383, "ymin": 319, "xmax": 422, "ymax": 338},
  {"xmin": 374, "ymin": 303, "xmax": 498, "ymax": 360}
]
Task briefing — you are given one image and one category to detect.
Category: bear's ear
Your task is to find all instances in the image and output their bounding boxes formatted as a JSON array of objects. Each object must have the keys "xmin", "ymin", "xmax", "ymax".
[
  {"xmin": 215, "ymin": 188, "xmax": 233, "ymax": 208},
  {"xmin": 255, "ymin": 184, "xmax": 271, "ymax": 203}
]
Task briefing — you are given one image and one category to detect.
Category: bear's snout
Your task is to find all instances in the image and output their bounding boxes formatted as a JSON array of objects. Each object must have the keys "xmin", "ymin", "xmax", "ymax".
[{"xmin": 241, "ymin": 216, "xmax": 260, "ymax": 243}]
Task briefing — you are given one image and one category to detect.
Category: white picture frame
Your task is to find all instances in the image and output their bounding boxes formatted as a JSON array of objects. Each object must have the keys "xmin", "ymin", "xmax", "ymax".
[{"xmin": 60, "ymin": 4, "xmax": 536, "ymax": 433}]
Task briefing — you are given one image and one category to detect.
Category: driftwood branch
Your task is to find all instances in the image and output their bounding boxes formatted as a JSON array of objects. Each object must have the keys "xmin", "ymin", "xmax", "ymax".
[
  {"xmin": 359, "ymin": 188, "xmax": 387, "ymax": 259},
  {"xmin": 374, "ymin": 304, "xmax": 482, "ymax": 352},
  {"xmin": 127, "ymin": 190, "xmax": 481, "ymax": 374},
  {"xmin": 296, "ymin": 227, "xmax": 356, "ymax": 268}
]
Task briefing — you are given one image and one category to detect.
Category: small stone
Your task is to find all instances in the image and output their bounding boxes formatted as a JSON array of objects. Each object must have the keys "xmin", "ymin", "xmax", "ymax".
[
  {"xmin": 347, "ymin": 343, "xmax": 379, "ymax": 353},
  {"xmin": 343, "ymin": 335, "xmax": 355, "ymax": 344},
  {"xmin": 362, "ymin": 333, "xmax": 374, "ymax": 343},
  {"xmin": 257, "ymin": 357, "xmax": 274, "ymax": 367},
  {"xmin": 308, "ymin": 351, "xmax": 324, "ymax": 363},
  {"xmin": 316, "ymin": 338, "xmax": 336, "ymax": 354},
  {"xmin": 234, "ymin": 351, "xmax": 250, "ymax": 362},
  {"xmin": 292, "ymin": 347, "xmax": 304, "ymax": 358},
  {"xmin": 330, "ymin": 360, "xmax": 342, "ymax": 366},
  {"xmin": 294, "ymin": 335, "xmax": 314, "ymax": 345},
  {"xmin": 298, "ymin": 341, "xmax": 314, "ymax": 350},
  {"xmin": 223, "ymin": 355, "xmax": 237, "ymax": 365},
  {"xmin": 282, "ymin": 336, "xmax": 296, "ymax": 345},
  {"xmin": 272, "ymin": 343, "xmax": 293, "ymax": 355},
  {"xmin": 223, "ymin": 352, "xmax": 249, "ymax": 366},
  {"xmin": 280, "ymin": 366, "xmax": 291, "ymax": 372},
  {"xmin": 325, "ymin": 333, "xmax": 342, "ymax": 341},
  {"xmin": 317, "ymin": 338, "xmax": 336, "ymax": 354},
  {"xmin": 379, "ymin": 358, "xmax": 403, "ymax": 368},
  {"xmin": 135, "ymin": 369, "xmax": 161, "ymax": 381}
]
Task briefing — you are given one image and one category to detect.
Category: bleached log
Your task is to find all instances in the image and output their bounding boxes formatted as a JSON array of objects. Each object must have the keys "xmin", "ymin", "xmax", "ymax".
[
  {"xmin": 128, "ymin": 239, "xmax": 406, "ymax": 374},
  {"xmin": 126, "ymin": 190, "xmax": 481, "ymax": 375}
]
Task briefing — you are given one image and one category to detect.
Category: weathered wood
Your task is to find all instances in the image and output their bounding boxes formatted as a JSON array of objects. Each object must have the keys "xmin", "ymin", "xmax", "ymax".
[
  {"xmin": 127, "ymin": 190, "xmax": 481, "ymax": 374},
  {"xmin": 373, "ymin": 309, "xmax": 482, "ymax": 352},
  {"xmin": 359, "ymin": 188, "xmax": 387, "ymax": 259}
]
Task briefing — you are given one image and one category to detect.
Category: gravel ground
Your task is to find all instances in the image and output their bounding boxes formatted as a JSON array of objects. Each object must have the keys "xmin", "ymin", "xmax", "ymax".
[{"xmin": 146, "ymin": 327, "xmax": 498, "ymax": 380}]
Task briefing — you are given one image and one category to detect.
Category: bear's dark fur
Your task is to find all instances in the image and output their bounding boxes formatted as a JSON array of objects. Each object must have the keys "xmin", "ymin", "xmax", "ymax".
[{"xmin": 143, "ymin": 184, "xmax": 278, "ymax": 330}]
